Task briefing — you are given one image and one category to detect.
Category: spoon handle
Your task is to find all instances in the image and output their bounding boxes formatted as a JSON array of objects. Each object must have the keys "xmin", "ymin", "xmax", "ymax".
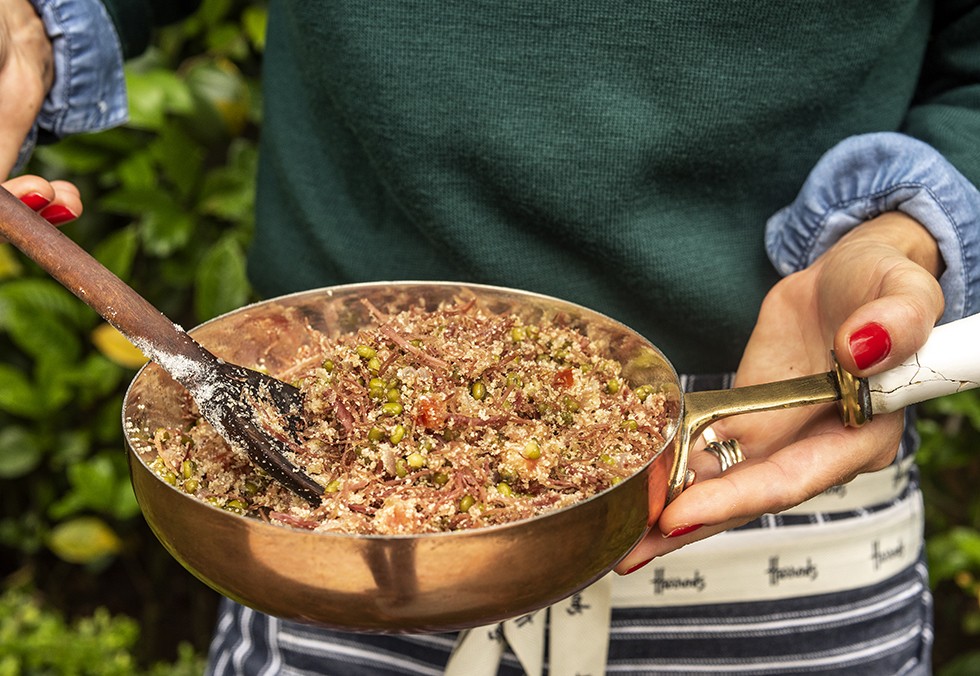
[
  {"xmin": 867, "ymin": 313, "xmax": 980, "ymax": 414},
  {"xmin": 0, "ymin": 187, "xmax": 216, "ymax": 374}
]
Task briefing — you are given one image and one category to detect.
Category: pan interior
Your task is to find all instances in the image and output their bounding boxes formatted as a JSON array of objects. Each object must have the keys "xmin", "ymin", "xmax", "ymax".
[{"xmin": 122, "ymin": 281, "xmax": 681, "ymax": 632}]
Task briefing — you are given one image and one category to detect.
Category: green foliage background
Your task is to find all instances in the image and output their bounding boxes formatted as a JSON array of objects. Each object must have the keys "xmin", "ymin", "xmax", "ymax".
[{"xmin": 0, "ymin": 1, "xmax": 977, "ymax": 673}]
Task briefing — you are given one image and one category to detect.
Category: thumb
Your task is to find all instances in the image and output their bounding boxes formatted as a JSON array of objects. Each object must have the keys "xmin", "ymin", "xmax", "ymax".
[
  {"xmin": 833, "ymin": 259, "xmax": 944, "ymax": 376},
  {"xmin": 0, "ymin": 131, "xmax": 28, "ymax": 179}
]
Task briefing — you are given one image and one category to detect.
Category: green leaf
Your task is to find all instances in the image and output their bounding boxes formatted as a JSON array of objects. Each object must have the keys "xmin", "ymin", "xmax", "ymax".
[
  {"xmin": 99, "ymin": 186, "xmax": 177, "ymax": 217},
  {"xmin": 48, "ymin": 430, "xmax": 92, "ymax": 471},
  {"xmin": 4, "ymin": 304, "xmax": 82, "ymax": 364},
  {"xmin": 0, "ymin": 426, "xmax": 43, "ymax": 478},
  {"xmin": 100, "ymin": 188, "xmax": 196, "ymax": 256},
  {"xmin": 194, "ymin": 237, "xmax": 251, "ymax": 321},
  {"xmin": 50, "ymin": 453, "xmax": 139, "ymax": 526},
  {"xmin": 195, "ymin": 0, "xmax": 234, "ymax": 27},
  {"xmin": 124, "ymin": 68, "xmax": 194, "ymax": 130},
  {"xmin": 927, "ymin": 527, "xmax": 980, "ymax": 582},
  {"xmin": 0, "ymin": 364, "xmax": 43, "ymax": 418},
  {"xmin": 32, "ymin": 139, "xmax": 118, "ymax": 174},
  {"xmin": 92, "ymin": 227, "xmax": 139, "ymax": 280},
  {"xmin": 112, "ymin": 481, "xmax": 141, "ymax": 520},
  {"xmin": 115, "ymin": 151, "xmax": 158, "ymax": 190},
  {"xmin": 0, "ymin": 244, "xmax": 23, "ymax": 280},
  {"xmin": 242, "ymin": 4, "xmax": 268, "ymax": 52},
  {"xmin": 941, "ymin": 651, "xmax": 980, "ymax": 676},
  {"xmin": 140, "ymin": 209, "xmax": 196, "ymax": 257},
  {"xmin": 33, "ymin": 357, "xmax": 76, "ymax": 415},
  {"xmin": 47, "ymin": 516, "xmax": 122, "ymax": 564},
  {"xmin": 199, "ymin": 140, "xmax": 258, "ymax": 223},
  {"xmin": 150, "ymin": 123, "xmax": 205, "ymax": 199},
  {"xmin": 78, "ymin": 352, "xmax": 127, "ymax": 392},
  {"xmin": 206, "ymin": 23, "xmax": 249, "ymax": 61},
  {"xmin": 0, "ymin": 279, "xmax": 90, "ymax": 330},
  {"xmin": 185, "ymin": 58, "xmax": 251, "ymax": 138}
]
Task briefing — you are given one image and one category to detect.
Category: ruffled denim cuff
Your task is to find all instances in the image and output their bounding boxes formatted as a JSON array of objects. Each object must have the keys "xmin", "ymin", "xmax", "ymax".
[
  {"xmin": 17, "ymin": 0, "xmax": 128, "ymax": 170},
  {"xmin": 765, "ymin": 132, "xmax": 980, "ymax": 323}
]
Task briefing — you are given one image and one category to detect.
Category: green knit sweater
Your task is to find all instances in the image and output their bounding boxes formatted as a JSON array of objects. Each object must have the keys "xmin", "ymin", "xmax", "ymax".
[{"xmin": 105, "ymin": 1, "xmax": 980, "ymax": 373}]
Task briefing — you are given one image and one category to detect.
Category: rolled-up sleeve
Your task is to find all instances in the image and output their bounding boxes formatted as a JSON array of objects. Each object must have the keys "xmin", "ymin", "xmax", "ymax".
[
  {"xmin": 17, "ymin": 0, "xmax": 127, "ymax": 168},
  {"xmin": 765, "ymin": 132, "xmax": 980, "ymax": 324}
]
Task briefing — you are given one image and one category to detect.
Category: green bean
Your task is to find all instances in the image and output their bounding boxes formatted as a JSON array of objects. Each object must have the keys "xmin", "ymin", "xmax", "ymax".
[
  {"xmin": 635, "ymin": 384, "xmax": 655, "ymax": 401},
  {"xmin": 382, "ymin": 402, "xmax": 404, "ymax": 416},
  {"xmin": 389, "ymin": 424, "xmax": 406, "ymax": 444},
  {"xmin": 368, "ymin": 377, "xmax": 386, "ymax": 400},
  {"xmin": 471, "ymin": 380, "xmax": 487, "ymax": 400},
  {"xmin": 225, "ymin": 498, "xmax": 247, "ymax": 512},
  {"xmin": 524, "ymin": 440, "xmax": 541, "ymax": 460}
]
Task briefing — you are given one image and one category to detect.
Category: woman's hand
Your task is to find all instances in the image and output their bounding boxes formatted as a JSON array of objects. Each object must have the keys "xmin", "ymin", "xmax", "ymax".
[
  {"xmin": 0, "ymin": 0, "xmax": 54, "ymax": 177},
  {"xmin": 2, "ymin": 174, "xmax": 81, "ymax": 228},
  {"xmin": 615, "ymin": 212, "xmax": 944, "ymax": 573}
]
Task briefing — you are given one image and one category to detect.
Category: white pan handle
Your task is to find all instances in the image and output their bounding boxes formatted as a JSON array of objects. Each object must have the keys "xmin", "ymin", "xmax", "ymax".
[{"xmin": 868, "ymin": 313, "xmax": 980, "ymax": 415}]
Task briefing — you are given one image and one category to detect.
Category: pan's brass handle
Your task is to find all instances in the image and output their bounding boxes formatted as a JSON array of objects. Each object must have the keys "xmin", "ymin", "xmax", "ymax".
[
  {"xmin": 665, "ymin": 356, "xmax": 868, "ymax": 505},
  {"xmin": 667, "ymin": 311, "xmax": 980, "ymax": 505}
]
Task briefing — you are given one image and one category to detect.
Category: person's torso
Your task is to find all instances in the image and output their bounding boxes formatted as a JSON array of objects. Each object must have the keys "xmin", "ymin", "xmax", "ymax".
[{"xmin": 250, "ymin": 0, "xmax": 931, "ymax": 372}]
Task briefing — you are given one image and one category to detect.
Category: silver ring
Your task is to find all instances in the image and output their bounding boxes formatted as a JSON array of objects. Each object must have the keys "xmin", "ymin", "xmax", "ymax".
[{"xmin": 704, "ymin": 439, "xmax": 745, "ymax": 472}]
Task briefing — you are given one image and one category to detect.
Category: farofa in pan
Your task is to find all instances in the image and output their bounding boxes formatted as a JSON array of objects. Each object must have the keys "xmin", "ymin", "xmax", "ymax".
[{"xmin": 148, "ymin": 297, "xmax": 670, "ymax": 535}]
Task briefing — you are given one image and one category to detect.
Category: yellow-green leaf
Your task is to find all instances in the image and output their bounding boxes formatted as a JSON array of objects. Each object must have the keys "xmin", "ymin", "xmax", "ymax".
[
  {"xmin": 47, "ymin": 517, "xmax": 122, "ymax": 564},
  {"xmin": 91, "ymin": 324, "xmax": 147, "ymax": 369},
  {"xmin": 0, "ymin": 244, "xmax": 23, "ymax": 280}
]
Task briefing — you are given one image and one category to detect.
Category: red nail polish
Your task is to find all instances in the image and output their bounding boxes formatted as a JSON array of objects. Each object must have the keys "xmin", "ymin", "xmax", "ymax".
[
  {"xmin": 20, "ymin": 192, "xmax": 50, "ymax": 211},
  {"xmin": 665, "ymin": 523, "xmax": 704, "ymax": 538},
  {"xmin": 849, "ymin": 322, "xmax": 891, "ymax": 370},
  {"xmin": 624, "ymin": 558, "xmax": 653, "ymax": 575},
  {"xmin": 39, "ymin": 204, "xmax": 77, "ymax": 226}
]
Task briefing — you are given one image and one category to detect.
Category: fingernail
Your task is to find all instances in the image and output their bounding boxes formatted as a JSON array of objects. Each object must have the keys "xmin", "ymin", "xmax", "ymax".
[
  {"xmin": 39, "ymin": 204, "xmax": 77, "ymax": 226},
  {"xmin": 664, "ymin": 523, "xmax": 704, "ymax": 538},
  {"xmin": 20, "ymin": 193, "xmax": 50, "ymax": 211},
  {"xmin": 849, "ymin": 322, "xmax": 891, "ymax": 370},
  {"xmin": 624, "ymin": 558, "xmax": 654, "ymax": 575}
]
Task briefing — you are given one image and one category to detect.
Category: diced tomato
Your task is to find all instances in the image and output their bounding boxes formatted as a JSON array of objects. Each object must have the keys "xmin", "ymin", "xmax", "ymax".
[
  {"xmin": 413, "ymin": 395, "xmax": 448, "ymax": 431},
  {"xmin": 553, "ymin": 368, "xmax": 574, "ymax": 389}
]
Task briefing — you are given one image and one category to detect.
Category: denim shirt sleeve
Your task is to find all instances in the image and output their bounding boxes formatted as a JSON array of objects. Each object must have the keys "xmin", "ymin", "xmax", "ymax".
[
  {"xmin": 765, "ymin": 132, "xmax": 980, "ymax": 324},
  {"xmin": 16, "ymin": 0, "xmax": 128, "ymax": 170}
]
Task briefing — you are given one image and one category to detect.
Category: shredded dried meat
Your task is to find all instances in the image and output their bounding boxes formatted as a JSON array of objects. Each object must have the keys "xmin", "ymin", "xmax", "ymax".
[{"xmin": 146, "ymin": 298, "xmax": 670, "ymax": 535}]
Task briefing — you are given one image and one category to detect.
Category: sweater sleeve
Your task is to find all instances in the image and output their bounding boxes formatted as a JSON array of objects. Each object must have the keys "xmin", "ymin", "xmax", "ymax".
[
  {"xmin": 13, "ymin": 0, "xmax": 199, "ymax": 171},
  {"xmin": 901, "ymin": 0, "xmax": 980, "ymax": 189},
  {"xmin": 765, "ymin": 133, "xmax": 980, "ymax": 324},
  {"xmin": 765, "ymin": 2, "xmax": 980, "ymax": 325}
]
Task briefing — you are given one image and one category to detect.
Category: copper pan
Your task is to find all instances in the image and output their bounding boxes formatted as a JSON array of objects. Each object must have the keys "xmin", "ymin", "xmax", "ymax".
[{"xmin": 124, "ymin": 281, "xmax": 970, "ymax": 632}]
